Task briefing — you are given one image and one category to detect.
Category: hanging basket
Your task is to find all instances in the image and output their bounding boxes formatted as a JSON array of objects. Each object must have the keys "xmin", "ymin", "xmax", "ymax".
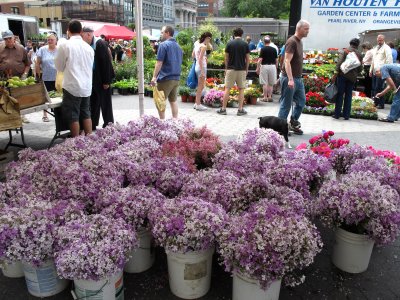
[
  {"xmin": 232, "ymin": 272, "xmax": 281, "ymax": 300},
  {"xmin": 166, "ymin": 247, "xmax": 214, "ymax": 299},
  {"xmin": 332, "ymin": 227, "xmax": 375, "ymax": 273},
  {"xmin": 74, "ymin": 270, "xmax": 124, "ymax": 300},
  {"xmin": 124, "ymin": 228, "xmax": 155, "ymax": 273},
  {"xmin": 22, "ymin": 259, "xmax": 69, "ymax": 297}
]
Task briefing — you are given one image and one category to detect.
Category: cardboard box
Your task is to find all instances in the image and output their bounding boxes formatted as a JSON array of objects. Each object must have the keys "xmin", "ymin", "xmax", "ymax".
[{"xmin": 9, "ymin": 82, "xmax": 48, "ymax": 109}]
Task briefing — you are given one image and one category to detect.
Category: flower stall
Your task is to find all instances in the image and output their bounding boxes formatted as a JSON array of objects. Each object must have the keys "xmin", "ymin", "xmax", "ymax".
[{"xmin": 1, "ymin": 119, "xmax": 400, "ymax": 299}]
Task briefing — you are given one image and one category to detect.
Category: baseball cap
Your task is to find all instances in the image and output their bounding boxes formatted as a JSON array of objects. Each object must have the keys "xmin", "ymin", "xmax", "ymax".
[
  {"xmin": 82, "ymin": 26, "xmax": 94, "ymax": 33},
  {"xmin": 2, "ymin": 30, "xmax": 14, "ymax": 39}
]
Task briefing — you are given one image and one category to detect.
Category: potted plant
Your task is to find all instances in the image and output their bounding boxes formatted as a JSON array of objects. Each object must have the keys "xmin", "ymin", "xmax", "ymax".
[
  {"xmin": 218, "ymin": 201, "xmax": 322, "ymax": 300},
  {"xmin": 203, "ymin": 89, "xmax": 224, "ymax": 107},
  {"xmin": 178, "ymin": 86, "xmax": 190, "ymax": 102},
  {"xmin": 148, "ymin": 196, "xmax": 227, "ymax": 299},
  {"xmin": 101, "ymin": 185, "xmax": 166, "ymax": 273},
  {"xmin": 314, "ymin": 171, "xmax": 400, "ymax": 273},
  {"xmin": 188, "ymin": 90, "xmax": 196, "ymax": 102},
  {"xmin": 244, "ymin": 87, "xmax": 262, "ymax": 105},
  {"xmin": 55, "ymin": 214, "xmax": 137, "ymax": 298}
]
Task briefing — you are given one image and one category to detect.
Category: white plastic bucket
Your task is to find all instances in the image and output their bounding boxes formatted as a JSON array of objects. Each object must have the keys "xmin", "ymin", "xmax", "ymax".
[
  {"xmin": 1, "ymin": 261, "xmax": 24, "ymax": 278},
  {"xmin": 22, "ymin": 259, "xmax": 69, "ymax": 297},
  {"xmin": 124, "ymin": 228, "xmax": 155, "ymax": 273},
  {"xmin": 232, "ymin": 272, "xmax": 281, "ymax": 300},
  {"xmin": 166, "ymin": 247, "xmax": 214, "ymax": 299},
  {"xmin": 74, "ymin": 270, "xmax": 124, "ymax": 300},
  {"xmin": 332, "ymin": 227, "xmax": 375, "ymax": 273}
]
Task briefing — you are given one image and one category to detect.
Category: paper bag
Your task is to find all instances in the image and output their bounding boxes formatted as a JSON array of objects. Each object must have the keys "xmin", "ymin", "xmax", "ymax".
[{"xmin": 153, "ymin": 86, "xmax": 166, "ymax": 112}]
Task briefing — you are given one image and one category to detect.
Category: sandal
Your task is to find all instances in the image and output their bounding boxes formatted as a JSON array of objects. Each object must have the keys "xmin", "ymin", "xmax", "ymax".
[{"xmin": 42, "ymin": 116, "xmax": 50, "ymax": 122}]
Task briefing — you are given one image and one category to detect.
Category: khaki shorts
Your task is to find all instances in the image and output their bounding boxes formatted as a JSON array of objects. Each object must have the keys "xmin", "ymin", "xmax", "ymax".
[
  {"xmin": 259, "ymin": 64, "xmax": 277, "ymax": 86},
  {"xmin": 224, "ymin": 70, "xmax": 247, "ymax": 89},
  {"xmin": 156, "ymin": 80, "xmax": 180, "ymax": 102}
]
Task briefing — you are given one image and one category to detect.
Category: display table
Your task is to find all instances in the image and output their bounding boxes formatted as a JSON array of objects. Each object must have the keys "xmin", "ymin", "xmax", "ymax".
[{"xmin": 4, "ymin": 98, "xmax": 68, "ymax": 150}]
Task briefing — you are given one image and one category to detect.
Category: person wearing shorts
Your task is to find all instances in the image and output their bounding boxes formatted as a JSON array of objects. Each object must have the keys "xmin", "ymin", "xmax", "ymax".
[
  {"xmin": 151, "ymin": 25, "xmax": 183, "ymax": 119},
  {"xmin": 256, "ymin": 36, "xmax": 278, "ymax": 102},
  {"xmin": 55, "ymin": 20, "xmax": 94, "ymax": 137},
  {"xmin": 217, "ymin": 27, "xmax": 250, "ymax": 116}
]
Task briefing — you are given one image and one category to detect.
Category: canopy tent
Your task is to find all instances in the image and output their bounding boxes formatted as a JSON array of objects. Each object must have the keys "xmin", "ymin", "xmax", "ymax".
[{"xmin": 94, "ymin": 25, "xmax": 136, "ymax": 40}]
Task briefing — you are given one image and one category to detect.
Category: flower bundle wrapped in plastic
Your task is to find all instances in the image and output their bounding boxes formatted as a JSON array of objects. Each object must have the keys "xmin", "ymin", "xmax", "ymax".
[{"xmin": 203, "ymin": 89, "xmax": 224, "ymax": 106}]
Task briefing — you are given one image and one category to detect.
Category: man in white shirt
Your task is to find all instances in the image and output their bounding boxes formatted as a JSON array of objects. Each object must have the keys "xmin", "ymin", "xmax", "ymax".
[
  {"xmin": 369, "ymin": 34, "xmax": 393, "ymax": 108},
  {"xmin": 54, "ymin": 20, "xmax": 94, "ymax": 137}
]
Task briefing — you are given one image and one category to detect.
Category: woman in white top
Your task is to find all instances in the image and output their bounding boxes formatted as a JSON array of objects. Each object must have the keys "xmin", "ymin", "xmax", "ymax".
[
  {"xmin": 36, "ymin": 34, "xmax": 58, "ymax": 122},
  {"xmin": 361, "ymin": 42, "xmax": 373, "ymax": 98},
  {"xmin": 193, "ymin": 32, "xmax": 212, "ymax": 111}
]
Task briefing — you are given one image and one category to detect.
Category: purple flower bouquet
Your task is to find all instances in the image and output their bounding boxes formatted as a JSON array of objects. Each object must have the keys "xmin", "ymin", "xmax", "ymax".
[
  {"xmin": 217, "ymin": 202, "xmax": 322, "ymax": 289},
  {"xmin": 148, "ymin": 196, "xmax": 227, "ymax": 253}
]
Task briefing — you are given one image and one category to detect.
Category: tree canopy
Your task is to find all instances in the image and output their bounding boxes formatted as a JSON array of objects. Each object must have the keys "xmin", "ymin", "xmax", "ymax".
[{"xmin": 221, "ymin": 0, "xmax": 290, "ymax": 19}]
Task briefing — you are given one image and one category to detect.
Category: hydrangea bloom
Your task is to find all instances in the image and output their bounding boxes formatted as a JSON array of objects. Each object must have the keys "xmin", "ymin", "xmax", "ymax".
[
  {"xmin": 217, "ymin": 202, "xmax": 322, "ymax": 290},
  {"xmin": 148, "ymin": 196, "xmax": 227, "ymax": 253},
  {"xmin": 55, "ymin": 214, "xmax": 137, "ymax": 280},
  {"xmin": 315, "ymin": 172, "xmax": 400, "ymax": 245}
]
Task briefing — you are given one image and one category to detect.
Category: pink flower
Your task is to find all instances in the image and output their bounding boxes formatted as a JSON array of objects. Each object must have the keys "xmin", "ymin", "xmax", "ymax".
[{"xmin": 296, "ymin": 143, "xmax": 308, "ymax": 150}]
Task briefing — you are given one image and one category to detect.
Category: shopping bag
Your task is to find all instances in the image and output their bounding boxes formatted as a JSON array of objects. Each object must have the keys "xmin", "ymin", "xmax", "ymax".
[
  {"xmin": 340, "ymin": 51, "xmax": 361, "ymax": 74},
  {"xmin": 153, "ymin": 86, "xmax": 166, "ymax": 112},
  {"xmin": 55, "ymin": 71, "xmax": 64, "ymax": 92},
  {"xmin": 186, "ymin": 60, "xmax": 198, "ymax": 89},
  {"xmin": 324, "ymin": 83, "xmax": 338, "ymax": 103}
]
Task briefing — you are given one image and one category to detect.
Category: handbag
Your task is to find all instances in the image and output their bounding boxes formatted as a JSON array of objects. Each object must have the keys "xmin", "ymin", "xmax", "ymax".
[
  {"xmin": 153, "ymin": 85, "xmax": 166, "ymax": 112},
  {"xmin": 340, "ymin": 51, "xmax": 361, "ymax": 74},
  {"xmin": 186, "ymin": 60, "xmax": 198, "ymax": 89},
  {"xmin": 324, "ymin": 83, "xmax": 338, "ymax": 103}
]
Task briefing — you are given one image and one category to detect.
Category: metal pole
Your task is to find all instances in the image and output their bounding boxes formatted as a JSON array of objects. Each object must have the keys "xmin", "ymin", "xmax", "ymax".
[{"xmin": 135, "ymin": 0, "xmax": 145, "ymax": 116}]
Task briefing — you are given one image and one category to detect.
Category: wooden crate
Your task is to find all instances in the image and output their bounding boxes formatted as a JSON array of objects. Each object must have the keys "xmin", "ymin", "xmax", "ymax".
[
  {"xmin": 9, "ymin": 82, "xmax": 48, "ymax": 109},
  {"xmin": 0, "ymin": 89, "xmax": 22, "ymax": 131}
]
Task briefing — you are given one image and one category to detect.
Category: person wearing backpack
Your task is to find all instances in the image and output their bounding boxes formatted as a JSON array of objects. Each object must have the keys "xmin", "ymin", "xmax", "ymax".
[{"xmin": 331, "ymin": 38, "xmax": 362, "ymax": 120}]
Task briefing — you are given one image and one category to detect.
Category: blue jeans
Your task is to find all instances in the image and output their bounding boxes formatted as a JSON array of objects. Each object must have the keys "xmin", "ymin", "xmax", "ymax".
[
  {"xmin": 334, "ymin": 76, "xmax": 354, "ymax": 119},
  {"xmin": 387, "ymin": 91, "xmax": 400, "ymax": 121},
  {"xmin": 372, "ymin": 75, "xmax": 384, "ymax": 97},
  {"xmin": 278, "ymin": 76, "xmax": 306, "ymax": 121}
]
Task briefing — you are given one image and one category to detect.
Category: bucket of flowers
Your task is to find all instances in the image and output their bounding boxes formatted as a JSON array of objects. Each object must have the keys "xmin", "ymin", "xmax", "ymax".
[
  {"xmin": 217, "ymin": 201, "xmax": 323, "ymax": 300},
  {"xmin": 228, "ymin": 86, "xmax": 240, "ymax": 107},
  {"xmin": 314, "ymin": 171, "xmax": 400, "ymax": 273},
  {"xmin": 55, "ymin": 214, "xmax": 137, "ymax": 299},
  {"xmin": 148, "ymin": 196, "xmax": 227, "ymax": 299}
]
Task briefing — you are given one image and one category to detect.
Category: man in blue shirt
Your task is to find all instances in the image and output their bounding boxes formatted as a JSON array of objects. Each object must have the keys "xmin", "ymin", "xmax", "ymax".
[
  {"xmin": 376, "ymin": 64, "xmax": 400, "ymax": 122},
  {"xmin": 151, "ymin": 25, "xmax": 183, "ymax": 119}
]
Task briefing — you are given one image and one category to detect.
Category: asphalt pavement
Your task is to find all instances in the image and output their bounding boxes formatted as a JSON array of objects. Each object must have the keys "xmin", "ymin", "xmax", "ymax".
[{"xmin": 0, "ymin": 94, "xmax": 399, "ymax": 300}]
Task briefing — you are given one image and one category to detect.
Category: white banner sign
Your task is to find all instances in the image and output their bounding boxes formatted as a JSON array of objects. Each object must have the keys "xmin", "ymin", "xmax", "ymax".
[{"xmin": 301, "ymin": 0, "xmax": 400, "ymax": 50}]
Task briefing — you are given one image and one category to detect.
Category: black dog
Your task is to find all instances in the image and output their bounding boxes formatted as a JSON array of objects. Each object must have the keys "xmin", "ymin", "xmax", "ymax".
[{"xmin": 258, "ymin": 116, "xmax": 289, "ymax": 142}]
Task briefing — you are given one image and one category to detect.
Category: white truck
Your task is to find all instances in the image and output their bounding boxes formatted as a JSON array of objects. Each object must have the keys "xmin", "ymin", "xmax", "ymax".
[
  {"xmin": 0, "ymin": 13, "xmax": 39, "ymax": 45},
  {"xmin": 300, "ymin": 0, "xmax": 400, "ymax": 49}
]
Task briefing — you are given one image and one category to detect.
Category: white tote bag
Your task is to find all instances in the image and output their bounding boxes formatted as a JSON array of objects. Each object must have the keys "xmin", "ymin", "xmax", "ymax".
[{"xmin": 340, "ymin": 51, "xmax": 361, "ymax": 74}]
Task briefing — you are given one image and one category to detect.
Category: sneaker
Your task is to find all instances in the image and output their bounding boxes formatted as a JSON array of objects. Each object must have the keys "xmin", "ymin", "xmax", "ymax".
[
  {"xmin": 378, "ymin": 117, "xmax": 394, "ymax": 123},
  {"xmin": 237, "ymin": 109, "xmax": 247, "ymax": 116},
  {"xmin": 290, "ymin": 118, "xmax": 301, "ymax": 128},
  {"xmin": 291, "ymin": 126, "xmax": 304, "ymax": 135},
  {"xmin": 195, "ymin": 104, "xmax": 208, "ymax": 111},
  {"xmin": 217, "ymin": 108, "xmax": 227, "ymax": 115}
]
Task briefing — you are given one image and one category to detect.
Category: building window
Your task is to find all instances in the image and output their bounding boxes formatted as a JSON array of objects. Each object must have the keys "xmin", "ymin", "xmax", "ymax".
[
  {"xmin": 11, "ymin": 6, "xmax": 20, "ymax": 14},
  {"xmin": 46, "ymin": 18, "xmax": 51, "ymax": 27}
]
